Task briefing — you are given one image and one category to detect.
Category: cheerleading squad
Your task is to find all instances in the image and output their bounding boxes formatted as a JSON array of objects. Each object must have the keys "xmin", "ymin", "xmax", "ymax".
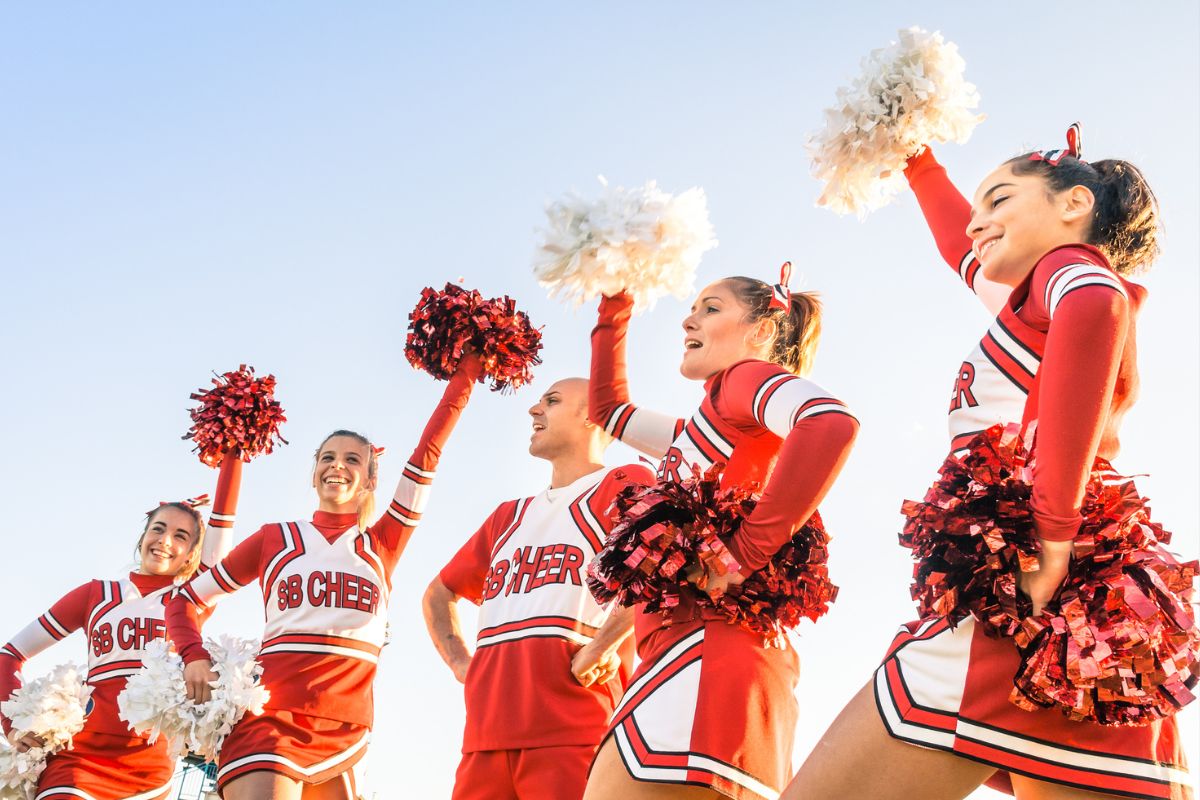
[{"xmin": 2, "ymin": 69, "xmax": 1198, "ymax": 800}]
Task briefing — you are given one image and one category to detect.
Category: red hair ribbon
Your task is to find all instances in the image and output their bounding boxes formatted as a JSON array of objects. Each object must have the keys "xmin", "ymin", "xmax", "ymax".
[
  {"xmin": 768, "ymin": 262, "xmax": 792, "ymax": 312},
  {"xmin": 146, "ymin": 494, "xmax": 211, "ymax": 516},
  {"xmin": 1029, "ymin": 122, "xmax": 1084, "ymax": 166},
  {"xmin": 371, "ymin": 445, "xmax": 386, "ymax": 459}
]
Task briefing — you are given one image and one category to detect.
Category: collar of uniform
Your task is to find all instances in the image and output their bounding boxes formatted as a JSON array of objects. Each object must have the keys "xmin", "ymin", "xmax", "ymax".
[
  {"xmin": 128, "ymin": 570, "xmax": 175, "ymax": 595},
  {"xmin": 543, "ymin": 466, "xmax": 608, "ymax": 504},
  {"xmin": 312, "ymin": 510, "xmax": 360, "ymax": 529}
]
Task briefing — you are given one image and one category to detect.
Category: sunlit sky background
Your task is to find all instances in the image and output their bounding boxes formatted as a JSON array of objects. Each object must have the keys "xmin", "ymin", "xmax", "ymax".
[{"xmin": 1, "ymin": 3, "xmax": 1196, "ymax": 798}]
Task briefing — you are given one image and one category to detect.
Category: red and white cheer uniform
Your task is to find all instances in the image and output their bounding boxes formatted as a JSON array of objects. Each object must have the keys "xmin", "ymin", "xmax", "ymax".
[
  {"xmin": 166, "ymin": 367, "xmax": 476, "ymax": 795},
  {"xmin": 440, "ymin": 464, "xmax": 653, "ymax": 799},
  {"xmin": 0, "ymin": 461, "xmax": 241, "ymax": 800},
  {"xmin": 874, "ymin": 148, "xmax": 1191, "ymax": 799},
  {"xmin": 589, "ymin": 293, "xmax": 858, "ymax": 800}
]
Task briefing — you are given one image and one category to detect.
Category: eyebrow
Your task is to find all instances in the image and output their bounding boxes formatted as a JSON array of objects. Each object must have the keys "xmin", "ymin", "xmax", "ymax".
[
  {"xmin": 541, "ymin": 391, "xmax": 562, "ymax": 400},
  {"xmin": 970, "ymin": 182, "xmax": 1017, "ymax": 219}
]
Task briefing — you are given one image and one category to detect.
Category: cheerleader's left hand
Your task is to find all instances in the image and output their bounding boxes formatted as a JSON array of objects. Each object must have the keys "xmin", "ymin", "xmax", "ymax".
[{"xmin": 1019, "ymin": 538, "xmax": 1074, "ymax": 616}]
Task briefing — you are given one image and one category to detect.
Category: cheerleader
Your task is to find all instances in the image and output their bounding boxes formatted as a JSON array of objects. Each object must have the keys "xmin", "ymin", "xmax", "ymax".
[
  {"xmin": 0, "ymin": 460, "xmax": 242, "ymax": 800},
  {"xmin": 581, "ymin": 273, "xmax": 859, "ymax": 800},
  {"xmin": 784, "ymin": 132, "xmax": 1193, "ymax": 800},
  {"xmin": 165, "ymin": 355, "xmax": 481, "ymax": 799}
]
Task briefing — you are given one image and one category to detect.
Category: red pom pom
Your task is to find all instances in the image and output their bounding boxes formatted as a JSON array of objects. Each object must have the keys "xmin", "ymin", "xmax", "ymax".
[
  {"xmin": 587, "ymin": 466, "xmax": 838, "ymax": 645},
  {"xmin": 902, "ymin": 423, "xmax": 1200, "ymax": 725},
  {"xmin": 899, "ymin": 423, "xmax": 1038, "ymax": 635},
  {"xmin": 405, "ymin": 283, "xmax": 543, "ymax": 392},
  {"xmin": 183, "ymin": 365, "xmax": 288, "ymax": 467}
]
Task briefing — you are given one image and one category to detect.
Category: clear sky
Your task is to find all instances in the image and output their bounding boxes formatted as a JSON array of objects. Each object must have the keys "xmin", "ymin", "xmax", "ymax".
[{"xmin": 1, "ymin": 3, "xmax": 1196, "ymax": 798}]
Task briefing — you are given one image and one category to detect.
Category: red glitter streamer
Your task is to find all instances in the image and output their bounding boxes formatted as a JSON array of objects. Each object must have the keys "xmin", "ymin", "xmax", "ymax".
[
  {"xmin": 901, "ymin": 423, "xmax": 1200, "ymax": 725},
  {"xmin": 405, "ymin": 283, "xmax": 543, "ymax": 393},
  {"xmin": 588, "ymin": 466, "xmax": 838, "ymax": 646},
  {"xmin": 183, "ymin": 365, "xmax": 288, "ymax": 467}
]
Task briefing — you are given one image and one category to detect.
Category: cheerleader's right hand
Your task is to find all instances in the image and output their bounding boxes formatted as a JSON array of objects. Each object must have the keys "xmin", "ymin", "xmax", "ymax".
[{"xmin": 183, "ymin": 659, "xmax": 218, "ymax": 704}]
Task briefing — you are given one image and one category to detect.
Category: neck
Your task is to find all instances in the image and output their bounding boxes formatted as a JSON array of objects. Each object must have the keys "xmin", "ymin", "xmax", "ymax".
[{"xmin": 548, "ymin": 453, "xmax": 605, "ymax": 490}]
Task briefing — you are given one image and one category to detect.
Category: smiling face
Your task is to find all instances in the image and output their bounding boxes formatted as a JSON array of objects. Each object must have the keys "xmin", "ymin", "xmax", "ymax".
[
  {"xmin": 679, "ymin": 281, "xmax": 773, "ymax": 381},
  {"xmin": 967, "ymin": 163, "xmax": 1094, "ymax": 286},
  {"xmin": 528, "ymin": 378, "xmax": 595, "ymax": 461},
  {"xmin": 312, "ymin": 434, "xmax": 377, "ymax": 513},
  {"xmin": 138, "ymin": 506, "xmax": 201, "ymax": 576}
]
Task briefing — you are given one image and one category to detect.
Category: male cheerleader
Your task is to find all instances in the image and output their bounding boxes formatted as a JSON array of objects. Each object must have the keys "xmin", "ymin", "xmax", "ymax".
[{"xmin": 423, "ymin": 377, "xmax": 652, "ymax": 799}]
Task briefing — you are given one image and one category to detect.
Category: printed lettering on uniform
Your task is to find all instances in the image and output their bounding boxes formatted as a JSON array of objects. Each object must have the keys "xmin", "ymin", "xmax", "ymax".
[
  {"xmin": 949, "ymin": 362, "xmax": 979, "ymax": 412},
  {"xmin": 275, "ymin": 571, "xmax": 382, "ymax": 615},
  {"xmin": 658, "ymin": 446, "xmax": 685, "ymax": 483},
  {"xmin": 501, "ymin": 544, "xmax": 586, "ymax": 598}
]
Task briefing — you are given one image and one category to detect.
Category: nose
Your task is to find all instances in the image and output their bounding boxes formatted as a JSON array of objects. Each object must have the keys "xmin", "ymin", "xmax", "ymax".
[
  {"xmin": 682, "ymin": 312, "xmax": 698, "ymax": 332},
  {"xmin": 966, "ymin": 214, "xmax": 985, "ymax": 240},
  {"xmin": 529, "ymin": 403, "xmax": 543, "ymax": 418}
]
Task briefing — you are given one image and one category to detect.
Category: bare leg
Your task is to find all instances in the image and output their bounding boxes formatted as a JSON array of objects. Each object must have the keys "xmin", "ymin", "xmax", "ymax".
[
  {"xmin": 1010, "ymin": 775, "xmax": 1153, "ymax": 800},
  {"xmin": 301, "ymin": 770, "xmax": 356, "ymax": 800},
  {"xmin": 222, "ymin": 771, "xmax": 303, "ymax": 800},
  {"xmin": 582, "ymin": 737, "xmax": 722, "ymax": 800},
  {"xmin": 782, "ymin": 681, "xmax": 995, "ymax": 800}
]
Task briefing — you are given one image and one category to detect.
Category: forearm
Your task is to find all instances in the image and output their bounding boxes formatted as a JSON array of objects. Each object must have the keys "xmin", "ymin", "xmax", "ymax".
[
  {"xmin": 731, "ymin": 413, "xmax": 859, "ymax": 573},
  {"xmin": 422, "ymin": 579, "xmax": 472, "ymax": 674},
  {"xmin": 203, "ymin": 457, "xmax": 243, "ymax": 566},
  {"xmin": 166, "ymin": 593, "xmax": 211, "ymax": 663},
  {"xmin": 590, "ymin": 293, "xmax": 635, "ymax": 427},
  {"xmin": 409, "ymin": 354, "xmax": 482, "ymax": 473},
  {"xmin": 588, "ymin": 605, "xmax": 635, "ymax": 656}
]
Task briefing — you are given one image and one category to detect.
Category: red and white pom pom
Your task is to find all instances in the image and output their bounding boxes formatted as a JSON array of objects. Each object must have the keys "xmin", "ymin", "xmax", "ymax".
[
  {"xmin": 534, "ymin": 177, "xmax": 718, "ymax": 312},
  {"xmin": 901, "ymin": 423, "xmax": 1200, "ymax": 725},
  {"xmin": 183, "ymin": 365, "xmax": 288, "ymax": 467},
  {"xmin": 117, "ymin": 637, "xmax": 269, "ymax": 762},
  {"xmin": 587, "ymin": 466, "xmax": 837, "ymax": 646},
  {"xmin": 809, "ymin": 26, "xmax": 984, "ymax": 217},
  {"xmin": 0, "ymin": 663, "xmax": 92, "ymax": 798},
  {"xmin": 405, "ymin": 283, "xmax": 543, "ymax": 393}
]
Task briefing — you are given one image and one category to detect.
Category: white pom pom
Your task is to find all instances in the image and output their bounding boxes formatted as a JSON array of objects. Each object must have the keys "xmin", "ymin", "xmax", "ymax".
[
  {"xmin": 117, "ymin": 636, "xmax": 269, "ymax": 763},
  {"xmin": 0, "ymin": 663, "xmax": 93, "ymax": 798},
  {"xmin": 533, "ymin": 177, "xmax": 718, "ymax": 312},
  {"xmin": 808, "ymin": 26, "xmax": 984, "ymax": 217}
]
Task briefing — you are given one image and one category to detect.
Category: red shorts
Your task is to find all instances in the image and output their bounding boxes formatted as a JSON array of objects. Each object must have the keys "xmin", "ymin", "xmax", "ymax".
[
  {"xmin": 215, "ymin": 709, "xmax": 368, "ymax": 794},
  {"xmin": 452, "ymin": 745, "xmax": 595, "ymax": 800},
  {"xmin": 36, "ymin": 730, "xmax": 173, "ymax": 800},
  {"xmin": 604, "ymin": 619, "xmax": 799, "ymax": 800},
  {"xmin": 877, "ymin": 616, "xmax": 1193, "ymax": 799}
]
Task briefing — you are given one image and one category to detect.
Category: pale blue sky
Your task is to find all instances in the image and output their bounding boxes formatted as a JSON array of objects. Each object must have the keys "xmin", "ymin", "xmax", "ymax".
[{"xmin": 1, "ymin": 3, "xmax": 1196, "ymax": 797}]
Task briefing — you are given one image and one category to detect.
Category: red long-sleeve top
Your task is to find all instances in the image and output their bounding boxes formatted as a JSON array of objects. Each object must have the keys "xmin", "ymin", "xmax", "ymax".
[
  {"xmin": 589, "ymin": 292, "xmax": 859, "ymax": 575},
  {"xmin": 906, "ymin": 147, "xmax": 1143, "ymax": 541}
]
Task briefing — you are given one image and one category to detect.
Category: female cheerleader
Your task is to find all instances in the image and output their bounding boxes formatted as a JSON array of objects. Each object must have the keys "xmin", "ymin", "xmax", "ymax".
[
  {"xmin": 783, "ymin": 133, "xmax": 1192, "ymax": 800},
  {"xmin": 582, "ymin": 272, "xmax": 859, "ymax": 800},
  {"xmin": 1, "ymin": 460, "xmax": 242, "ymax": 800},
  {"xmin": 166, "ymin": 354, "xmax": 482, "ymax": 800}
]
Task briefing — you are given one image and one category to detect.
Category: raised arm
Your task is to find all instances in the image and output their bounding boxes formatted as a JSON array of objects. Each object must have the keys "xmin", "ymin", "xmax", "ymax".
[
  {"xmin": 721, "ymin": 364, "xmax": 859, "ymax": 573},
  {"xmin": 202, "ymin": 457, "xmax": 243, "ymax": 567},
  {"xmin": 368, "ymin": 353, "xmax": 484, "ymax": 567},
  {"xmin": 590, "ymin": 293, "xmax": 683, "ymax": 458},
  {"xmin": 905, "ymin": 147, "xmax": 1010, "ymax": 315},
  {"xmin": 1, "ymin": 581, "xmax": 94, "ymax": 736}
]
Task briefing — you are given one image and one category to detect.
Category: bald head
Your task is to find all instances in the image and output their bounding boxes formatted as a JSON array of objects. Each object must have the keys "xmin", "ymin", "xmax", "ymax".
[{"xmin": 527, "ymin": 376, "xmax": 610, "ymax": 462}]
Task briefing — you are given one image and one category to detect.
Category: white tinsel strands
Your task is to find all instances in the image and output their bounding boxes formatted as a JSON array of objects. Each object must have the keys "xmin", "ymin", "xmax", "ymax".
[
  {"xmin": 0, "ymin": 663, "xmax": 92, "ymax": 800},
  {"xmin": 533, "ymin": 177, "xmax": 718, "ymax": 312},
  {"xmin": 117, "ymin": 636, "xmax": 269, "ymax": 762},
  {"xmin": 809, "ymin": 26, "xmax": 984, "ymax": 217}
]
